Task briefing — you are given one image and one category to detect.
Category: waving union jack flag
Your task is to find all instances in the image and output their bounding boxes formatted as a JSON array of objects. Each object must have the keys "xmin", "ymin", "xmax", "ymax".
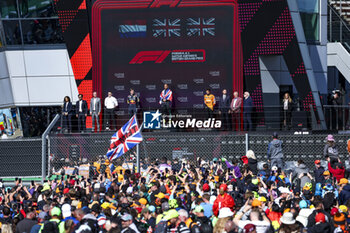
[
  {"xmin": 106, "ymin": 115, "xmax": 143, "ymax": 161},
  {"xmin": 159, "ymin": 88, "xmax": 173, "ymax": 104},
  {"xmin": 153, "ymin": 18, "xmax": 181, "ymax": 37},
  {"xmin": 187, "ymin": 18, "xmax": 215, "ymax": 37}
]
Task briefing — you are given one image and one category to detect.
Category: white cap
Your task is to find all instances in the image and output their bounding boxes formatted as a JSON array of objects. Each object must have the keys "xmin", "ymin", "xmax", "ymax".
[
  {"xmin": 218, "ymin": 207, "xmax": 234, "ymax": 218},
  {"xmin": 62, "ymin": 204, "xmax": 71, "ymax": 218},
  {"xmin": 279, "ymin": 187, "xmax": 291, "ymax": 194}
]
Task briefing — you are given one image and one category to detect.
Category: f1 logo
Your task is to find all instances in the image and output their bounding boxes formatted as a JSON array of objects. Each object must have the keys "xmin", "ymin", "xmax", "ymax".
[
  {"xmin": 150, "ymin": 0, "xmax": 180, "ymax": 8},
  {"xmin": 129, "ymin": 51, "xmax": 171, "ymax": 64}
]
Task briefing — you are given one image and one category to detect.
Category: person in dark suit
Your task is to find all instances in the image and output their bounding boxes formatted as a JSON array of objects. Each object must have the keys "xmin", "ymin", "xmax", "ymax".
[
  {"xmin": 90, "ymin": 91, "xmax": 101, "ymax": 132},
  {"xmin": 230, "ymin": 91, "xmax": 242, "ymax": 131},
  {"xmin": 218, "ymin": 89, "xmax": 231, "ymax": 130},
  {"xmin": 76, "ymin": 94, "xmax": 88, "ymax": 132},
  {"xmin": 62, "ymin": 96, "xmax": 72, "ymax": 132},
  {"xmin": 282, "ymin": 92, "xmax": 293, "ymax": 130},
  {"xmin": 243, "ymin": 91, "xmax": 254, "ymax": 131}
]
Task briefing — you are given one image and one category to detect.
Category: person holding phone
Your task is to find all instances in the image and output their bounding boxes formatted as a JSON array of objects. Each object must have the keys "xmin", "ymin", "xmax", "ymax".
[{"xmin": 292, "ymin": 159, "xmax": 311, "ymax": 190}]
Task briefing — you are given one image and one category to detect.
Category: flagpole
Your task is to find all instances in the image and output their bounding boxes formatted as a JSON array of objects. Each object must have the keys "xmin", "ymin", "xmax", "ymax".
[{"xmin": 136, "ymin": 121, "xmax": 143, "ymax": 174}]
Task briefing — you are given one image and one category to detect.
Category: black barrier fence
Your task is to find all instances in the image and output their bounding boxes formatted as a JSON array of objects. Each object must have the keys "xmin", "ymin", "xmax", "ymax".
[
  {"xmin": 1, "ymin": 132, "xmax": 350, "ymax": 178},
  {"xmin": 47, "ymin": 132, "xmax": 350, "ymax": 177},
  {"xmin": 0, "ymin": 138, "xmax": 42, "ymax": 177}
]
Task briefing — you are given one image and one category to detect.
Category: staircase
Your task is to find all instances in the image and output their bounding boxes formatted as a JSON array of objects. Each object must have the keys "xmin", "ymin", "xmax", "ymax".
[
  {"xmin": 328, "ymin": 1, "xmax": 350, "ymax": 52},
  {"xmin": 329, "ymin": 0, "xmax": 350, "ymax": 23}
]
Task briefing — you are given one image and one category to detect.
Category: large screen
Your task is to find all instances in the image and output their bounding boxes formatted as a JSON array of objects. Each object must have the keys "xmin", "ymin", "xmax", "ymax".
[{"xmin": 93, "ymin": 1, "xmax": 242, "ymax": 111}]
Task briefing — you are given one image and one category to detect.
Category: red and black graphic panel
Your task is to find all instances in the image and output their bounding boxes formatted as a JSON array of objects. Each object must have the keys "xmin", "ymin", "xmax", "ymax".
[
  {"xmin": 54, "ymin": 0, "xmax": 93, "ymax": 126},
  {"xmin": 92, "ymin": 0, "xmax": 243, "ymax": 109},
  {"xmin": 238, "ymin": 0, "xmax": 318, "ymax": 125}
]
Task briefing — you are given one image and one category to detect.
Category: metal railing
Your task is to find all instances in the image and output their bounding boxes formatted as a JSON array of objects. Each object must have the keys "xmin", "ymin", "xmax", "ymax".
[
  {"xmin": 49, "ymin": 106, "xmax": 316, "ymax": 134},
  {"xmin": 323, "ymin": 105, "xmax": 350, "ymax": 130},
  {"xmin": 328, "ymin": 1, "xmax": 350, "ymax": 52}
]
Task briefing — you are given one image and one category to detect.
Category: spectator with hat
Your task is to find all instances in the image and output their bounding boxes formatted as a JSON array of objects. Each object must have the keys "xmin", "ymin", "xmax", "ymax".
[
  {"xmin": 307, "ymin": 198, "xmax": 332, "ymax": 228},
  {"xmin": 121, "ymin": 213, "xmax": 140, "ymax": 233},
  {"xmin": 243, "ymin": 224, "xmax": 256, "ymax": 233},
  {"xmin": 307, "ymin": 212, "xmax": 332, "ymax": 233},
  {"xmin": 333, "ymin": 212, "xmax": 347, "ymax": 233},
  {"xmin": 279, "ymin": 212, "xmax": 301, "ymax": 233},
  {"xmin": 314, "ymin": 160, "xmax": 325, "ymax": 185},
  {"xmin": 164, "ymin": 209, "xmax": 190, "ymax": 233},
  {"xmin": 192, "ymin": 205, "xmax": 213, "ymax": 233},
  {"xmin": 323, "ymin": 170, "xmax": 332, "ymax": 184},
  {"xmin": 339, "ymin": 178, "xmax": 350, "ymax": 205},
  {"xmin": 39, "ymin": 207, "xmax": 64, "ymax": 233},
  {"xmin": 324, "ymin": 135, "xmax": 339, "ymax": 167},
  {"xmin": 214, "ymin": 207, "xmax": 234, "ymax": 233},
  {"xmin": 213, "ymin": 184, "xmax": 235, "ymax": 217}
]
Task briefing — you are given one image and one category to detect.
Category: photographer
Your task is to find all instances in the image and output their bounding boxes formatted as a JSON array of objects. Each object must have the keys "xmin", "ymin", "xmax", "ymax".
[{"xmin": 331, "ymin": 90, "xmax": 343, "ymax": 129}]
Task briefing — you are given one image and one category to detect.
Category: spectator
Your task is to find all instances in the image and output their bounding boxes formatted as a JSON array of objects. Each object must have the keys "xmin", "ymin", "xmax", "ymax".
[
  {"xmin": 243, "ymin": 91, "xmax": 254, "ymax": 131},
  {"xmin": 246, "ymin": 150, "xmax": 258, "ymax": 175},
  {"xmin": 267, "ymin": 132, "xmax": 284, "ymax": 169},
  {"xmin": 279, "ymin": 212, "xmax": 301, "ymax": 233},
  {"xmin": 213, "ymin": 184, "xmax": 235, "ymax": 217},
  {"xmin": 234, "ymin": 204, "xmax": 270, "ymax": 233},
  {"xmin": 30, "ymin": 212, "xmax": 47, "ymax": 233},
  {"xmin": 120, "ymin": 213, "xmax": 139, "ymax": 233},
  {"xmin": 192, "ymin": 205, "xmax": 213, "ymax": 233},
  {"xmin": 307, "ymin": 212, "xmax": 332, "ymax": 233},
  {"xmin": 324, "ymin": 135, "xmax": 339, "ymax": 167},
  {"xmin": 16, "ymin": 208, "xmax": 37, "ymax": 233},
  {"xmin": 327, "ymin": 157, "xmax": 345, "ymax": 182},
  {"xmin": 74, "ymin": 208, "xmax": 99, "ymax": 233},
  {"xmin": 314, "ymin": 160, "xmax": 325, "ymax": 185},
  {"xmin": 293, "ymin": 159, "xmax": 312, "ymax": 190},
  {"xmin": 39, "ymin": 207, "xmax": 63, "ymax": 233},
  {"xmin": 339, "ymin": 178, "xmax": 350, "ymax": 205}
]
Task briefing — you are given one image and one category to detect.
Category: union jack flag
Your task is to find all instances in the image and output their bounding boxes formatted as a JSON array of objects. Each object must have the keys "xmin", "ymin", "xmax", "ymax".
[
  {"xmin": 153, "ymin": 18, "xmax": 181, "ymax": 37},
  {"xmin": 106, "ymin": 115, "xmax": 142, "ymax": 161},
  {"xmin": 159, "ymin": 88, "xmax": 173, "ymax": 104},
  {"xmin": 187, "ymin": 18, "xmax": 215, "ymax": 37}
]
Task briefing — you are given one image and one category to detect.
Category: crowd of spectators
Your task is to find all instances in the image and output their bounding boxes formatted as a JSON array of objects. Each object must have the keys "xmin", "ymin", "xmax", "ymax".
[
  {"xmin": 20, "ymin": 107, "xmax": 60, "ymax": 137},
  {"xmin": 1, "ymin": 134, "xmax": 350, "ymax": 233}
]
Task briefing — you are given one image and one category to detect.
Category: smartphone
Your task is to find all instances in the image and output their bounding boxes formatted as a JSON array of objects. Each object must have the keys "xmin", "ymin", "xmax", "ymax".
[
  {"xmin": 31, "ymin": 181, "xmax": 34, "ymax": 186},
  {"xmin": 112, "ymin": 174, "xmax": 116, "ymax": 179},
  {"xmin": 104, "ymin": 172, "xmax": 108, "ymax": 178},
  {"xmin": 19, "ymin": 178, "xmax": 22, "ymax": 184}
]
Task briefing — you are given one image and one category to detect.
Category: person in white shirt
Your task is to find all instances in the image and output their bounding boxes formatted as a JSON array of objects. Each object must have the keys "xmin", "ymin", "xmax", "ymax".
[
  {"xmin": 1, "ymin": 131, "xmax": 8, "ymax": 139},
  {"xmin": 104, "ymin": 92, "xmax": 118, "ymax": 130},
  {"xmin": 234, "ymin": 203, "xmax": 270, "ymax": 233}
]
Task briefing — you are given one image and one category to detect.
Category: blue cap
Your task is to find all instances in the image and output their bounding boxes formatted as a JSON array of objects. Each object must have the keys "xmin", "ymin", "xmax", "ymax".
[{"xmin": 299, "ymin": 200, "xmax": 308, "ymax": 209}]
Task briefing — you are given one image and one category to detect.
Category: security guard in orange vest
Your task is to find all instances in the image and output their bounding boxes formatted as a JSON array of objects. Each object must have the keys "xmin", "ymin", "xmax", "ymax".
[{"xmin": 204, "ymin": 89, "xmax": 216, "ymax": 119}]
